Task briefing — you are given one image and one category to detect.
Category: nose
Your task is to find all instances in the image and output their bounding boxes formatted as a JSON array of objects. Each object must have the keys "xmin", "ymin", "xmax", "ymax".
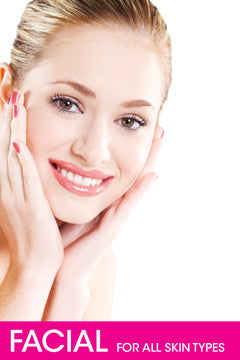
[{"xmin": 71, "ymin": 118, "xmax": 111, "ymax": 164}]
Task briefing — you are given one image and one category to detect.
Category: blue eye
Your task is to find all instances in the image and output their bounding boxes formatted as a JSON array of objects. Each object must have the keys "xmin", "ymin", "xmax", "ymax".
[{"xmin": 50, "ymin": 94, "xmax": 82, "ymax": 114}]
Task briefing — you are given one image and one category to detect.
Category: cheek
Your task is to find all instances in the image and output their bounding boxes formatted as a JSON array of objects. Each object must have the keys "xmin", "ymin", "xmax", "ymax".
[
  {"xmin": 26, "ymin": 107, "xmax": 70, "ymax": 156},
  {"xmin": 115, "ymin": 135, "xmax": 153, "ymax": 182}
]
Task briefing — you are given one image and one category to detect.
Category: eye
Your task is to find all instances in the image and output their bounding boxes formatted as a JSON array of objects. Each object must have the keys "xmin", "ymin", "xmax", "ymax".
[
  {"xmin": 59, "ymin": 99, "xmax": 75, "ymax": 111},
  {"xmin": 50, "ymin": 94, "xmax": 82, "ymax": 114},
  {"xmin": 117, "ymin": 114, "xmax": 147, "ymax": 130}
]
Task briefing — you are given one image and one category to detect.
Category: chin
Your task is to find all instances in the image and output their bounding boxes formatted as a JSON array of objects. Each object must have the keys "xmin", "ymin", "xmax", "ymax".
[
  {"xmin": 49, "ymin": 197, "xmax": 106, "ymax": 224},
  {"xmin": 54, "ymin": 208, "xmax": 102, "ymax": 225},
  {"xmin": 43, "ymin": 177, "xmax": 125, "ymax": 225}
]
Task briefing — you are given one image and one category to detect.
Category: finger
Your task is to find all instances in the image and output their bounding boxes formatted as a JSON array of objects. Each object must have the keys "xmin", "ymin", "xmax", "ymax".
[
  {"xmin": 81, "ymin": 129, "xmax": 164, "ymax": 267},
  {"xmin": 0, "ymin": 91, "xmax": 24, "ymax": 132},
  {"xmin": 69, "ymin": 172, "xmax": 157, "ymax": 271},
  {"xmin": 8, "ymin": 104, "xmax": 26, "ymax": 195},
  {"xmin": 119, "ymin": 126, "xmax": 163, "ymax": 198},
  {"xmin": 0, "ymin": 92, "xmax": 24, "ymax": 181},
  {"xmin": 96, "ymin": 173, "xmax": 157, "ymax": 264},
  {"xmin": 0, "ymin": 100, "xmax": 15, "ymax": 187},
  {"xmin": 140, "ymin": 126, "xmax": 164, "ymax": 176},
  {"xmin": 13, "ymin": 91, "xmax": 24, "ymax": 106},
  {"xmin": 9, "ymin": 91, "xmax": 24, "ymax": 107},
  {"xmin": 60, "ymin": 222, "xmax": 86, "ymax": 248},
  {"xmin": 102, "ymin": 127, "xmax": 164, "ymax": 222},
  {"xmin": 11, "ymin": 104, "xmax": 26, "ymax": 144},
  {"xmin": 11, "ymin": 141, "xmax": 46, "ymax": 203},
  {"xmin": 113, "ymin": 172, "xmax": 157, "ymax": 221},
  {"xmin": 154, "ymin": 126, "xmax": 164, "ymax": 140},
  {"xmin": 60, "ymin": 211, "xmax": 104, "ymax": 249}
]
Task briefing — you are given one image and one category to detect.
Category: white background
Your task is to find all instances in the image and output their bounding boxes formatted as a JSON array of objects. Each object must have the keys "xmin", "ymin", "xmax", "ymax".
[{"xmin": 1, "ymin": 1, "xmax": 240, "ymax": 320}]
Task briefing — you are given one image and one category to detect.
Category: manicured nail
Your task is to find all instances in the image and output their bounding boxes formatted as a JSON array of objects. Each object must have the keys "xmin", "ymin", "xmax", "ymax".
[
  {"xmin": 12, "ymin": 91, "xmax": 20, "ymax": 105},
  {"xmin": 7, "ymin": 97, "xmax": 11, "ymax": 104},
  {"xmin": 160, "ymin": 130, "xmax": 165, "ymax": 139},
  {"xmin": 154, "ymin": 174, "xmax": 159, "ymax": 182},
  {"xmin": 12, "ymin": 142, "xmax": 20, "ymax": 154},
  {"xmin": 13, "ymin": 105, "xmax": 18, "ymax": 118}
]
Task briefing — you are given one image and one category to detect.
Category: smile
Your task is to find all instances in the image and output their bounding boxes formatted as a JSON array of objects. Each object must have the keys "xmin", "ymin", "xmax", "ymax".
[{"xmin": 49, "ymin": 159, "xmax": 114, "ymax": 196}]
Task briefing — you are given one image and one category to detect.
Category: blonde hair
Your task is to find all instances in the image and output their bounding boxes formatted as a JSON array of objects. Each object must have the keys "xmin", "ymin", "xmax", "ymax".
[{"xmin": 10, "ymin": 0, "xmax": 172, "ymax": 101}]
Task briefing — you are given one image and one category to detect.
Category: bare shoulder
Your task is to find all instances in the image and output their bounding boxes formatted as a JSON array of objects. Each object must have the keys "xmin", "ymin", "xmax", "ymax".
[{"xmin": 83, "ymin": 247, "xmax": 116, "ymax": 321}]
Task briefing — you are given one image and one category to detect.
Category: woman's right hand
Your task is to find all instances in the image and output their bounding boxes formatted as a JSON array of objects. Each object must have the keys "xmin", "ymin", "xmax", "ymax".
[
  {"xmin": 0, "ymin": 91, "xmax": 63, "ymax": 270},
  {"xmin": 0, "ymin": 91, "xmax": 63, "ymax": 320},
  {"xmin": 42, "ymin": 126, "xmax": 163, "ymax": 321}
]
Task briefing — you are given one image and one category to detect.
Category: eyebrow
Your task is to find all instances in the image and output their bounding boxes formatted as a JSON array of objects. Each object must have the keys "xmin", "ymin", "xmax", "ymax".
[{"xmin": 49, "ymin": 80, "xmax": 154, "ymax": 110}]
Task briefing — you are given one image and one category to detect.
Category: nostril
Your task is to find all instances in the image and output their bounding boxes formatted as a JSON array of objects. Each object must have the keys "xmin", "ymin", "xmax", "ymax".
[{"xmin": 71, "ymin": 141, "xmax": 110, "ymax": 163}]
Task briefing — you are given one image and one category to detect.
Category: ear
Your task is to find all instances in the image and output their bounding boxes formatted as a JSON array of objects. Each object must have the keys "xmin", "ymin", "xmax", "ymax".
[{"xmin": 0, "ymin": 62, "xmax": 13, "ymax": 113}]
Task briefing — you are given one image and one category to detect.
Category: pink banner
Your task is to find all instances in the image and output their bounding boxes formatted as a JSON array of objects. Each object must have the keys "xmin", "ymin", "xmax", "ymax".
[{"xmin": 0, "ymin": 322, "xmax": 238, "ymax": 359}]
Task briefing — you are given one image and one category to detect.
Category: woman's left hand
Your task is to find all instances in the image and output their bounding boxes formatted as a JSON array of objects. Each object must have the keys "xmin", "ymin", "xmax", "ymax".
[{"xmin": 42, "ymin": 126, "xmax": 164, "ymax": 320}]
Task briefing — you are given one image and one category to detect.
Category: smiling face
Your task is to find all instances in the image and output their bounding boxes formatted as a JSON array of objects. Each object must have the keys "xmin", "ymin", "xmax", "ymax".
[{"xmin": 19, "ymin": 23, "xmax": 165, "ymax": 224}]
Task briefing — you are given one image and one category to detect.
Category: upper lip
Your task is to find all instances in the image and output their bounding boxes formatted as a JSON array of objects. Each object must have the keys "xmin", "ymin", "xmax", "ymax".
[{"xmin": 49, "ymin": 159, "xmax": 113, "ymax": 180}]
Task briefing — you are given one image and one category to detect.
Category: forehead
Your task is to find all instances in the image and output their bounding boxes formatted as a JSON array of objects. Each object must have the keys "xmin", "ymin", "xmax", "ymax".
[{"xmin": 23, "ymin": 24, "xmax": 165, "ymax": 110}]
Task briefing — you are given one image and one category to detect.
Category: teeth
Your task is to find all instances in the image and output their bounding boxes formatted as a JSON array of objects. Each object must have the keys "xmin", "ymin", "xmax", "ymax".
[
  {"xmin": 57, "ymin": 166, "xmax": 103, "ymax": 187},
  {"xmin": 74, "ymin": 174, "xmax": 83, "ymax": 185},
  {"xmin": 61, "ymin": 169, "xmax": 67, "ymax": 177},
  {"xmin": 83, "ymin": 177, "xmax": 91, "ymax": 186},
  {"xmin": 91, "ymin": 178, "xmax": 98, "ymax": 186},
  {"xmin": 67, "ymin": 171, "xmax": 74, "ymax": 181}
]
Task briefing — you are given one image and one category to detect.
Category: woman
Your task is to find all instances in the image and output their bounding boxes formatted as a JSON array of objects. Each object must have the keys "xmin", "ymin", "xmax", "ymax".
[{"xmin": 0, "ymin": 0, "xmax": 171, "ymax": 320}]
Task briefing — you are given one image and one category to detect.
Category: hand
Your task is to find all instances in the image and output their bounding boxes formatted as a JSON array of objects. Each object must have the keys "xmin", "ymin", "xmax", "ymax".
[
  {"xmin": 0, "ymin": 92, "xmax": 63, "ymax": 272},
  {"xmin": 59, "ymin": 125, "xmax": 163, "ymax": 274},
  {"xmin": 42, "ymin": 126, "xmax": 163, "ymax": 320}
]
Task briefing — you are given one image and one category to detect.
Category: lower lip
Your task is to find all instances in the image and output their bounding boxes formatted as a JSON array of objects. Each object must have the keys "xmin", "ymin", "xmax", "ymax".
[{"xmin": 50, "ymin": 164, "xmax": 113, "ymax": 197}]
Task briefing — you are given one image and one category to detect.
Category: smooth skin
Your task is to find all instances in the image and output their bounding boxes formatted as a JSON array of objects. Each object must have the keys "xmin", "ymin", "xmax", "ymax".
[
  {"xmin": 0, "ymin": 91, "xmax": 162, "ymax": 321},
  {"xmin": 0, "ymin": 24, "xmax": 165, "ymax": 320}
]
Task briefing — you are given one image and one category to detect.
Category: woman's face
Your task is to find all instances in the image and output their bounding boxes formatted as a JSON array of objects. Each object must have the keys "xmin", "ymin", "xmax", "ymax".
[{"xmin": 19, "ymin": 24, "xmax": 165, "ymax": 223}]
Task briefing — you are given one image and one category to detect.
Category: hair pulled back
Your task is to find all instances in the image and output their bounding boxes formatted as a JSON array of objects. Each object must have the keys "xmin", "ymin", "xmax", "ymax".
[{"xmin": 10, "ymin": 0, "xmax": 172, "ymax": 101}]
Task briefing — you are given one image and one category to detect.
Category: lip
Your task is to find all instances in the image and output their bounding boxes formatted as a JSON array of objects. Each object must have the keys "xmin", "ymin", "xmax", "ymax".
[
  {"xmin": 49, "ymin": 159, "xmax": 112, "ymax": 179},
  {"xmin": 49, "ymin": 159, "xmax": 114, "ymax": 197}
]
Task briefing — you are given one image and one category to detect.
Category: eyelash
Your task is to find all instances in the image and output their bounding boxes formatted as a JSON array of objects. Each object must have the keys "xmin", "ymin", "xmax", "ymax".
[
  {"xmin": 50, "ymin": 93, "xmax": 83, "ymax": 114},
  {"xmin": 49, "ymin": 93, "xmax": 148, "ymax": 131},
  {"xmin": 117, "ymin": 114, "xmax": 147, "ymax": 131}
]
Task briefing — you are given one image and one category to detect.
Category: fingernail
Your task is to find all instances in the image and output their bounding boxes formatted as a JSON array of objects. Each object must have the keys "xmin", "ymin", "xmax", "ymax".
[
  {"xmin": 154, "ymin": 174, "xmax": 159, "ymax": 182},
  {"xmin": 12, "ymin": 91, "xmax": 20, "ymax": 105},
  {"xmin": 160, "ymin": 130, "xmax": 165, "ymax": 139},
  {"xmin": 7, "ymin": 97, "xmax": 11, "ymax": 105},
  {"xmin": 13, "ymin": 105, "xmax": 18, "ymax": 118},
  {"xmin": 12, "ymin": 142, "xmax": 20, "ymax": 154}
]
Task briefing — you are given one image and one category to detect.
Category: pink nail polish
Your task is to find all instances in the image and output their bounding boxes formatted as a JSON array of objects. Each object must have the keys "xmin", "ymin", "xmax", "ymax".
[
  {"xmin": 160, "ymin": 130, "xmax": 165, "ymax": 139},
  {"xmin": 12, "ymin": 91, "xmax": 20, "ymax": 105},
  {"xmin": 13, "ymin": 105, "xmax": 18, "ymax": 118},
  {"xmin": 12, "ymin": 142, "xmax": 20, "ymax": 154}
]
